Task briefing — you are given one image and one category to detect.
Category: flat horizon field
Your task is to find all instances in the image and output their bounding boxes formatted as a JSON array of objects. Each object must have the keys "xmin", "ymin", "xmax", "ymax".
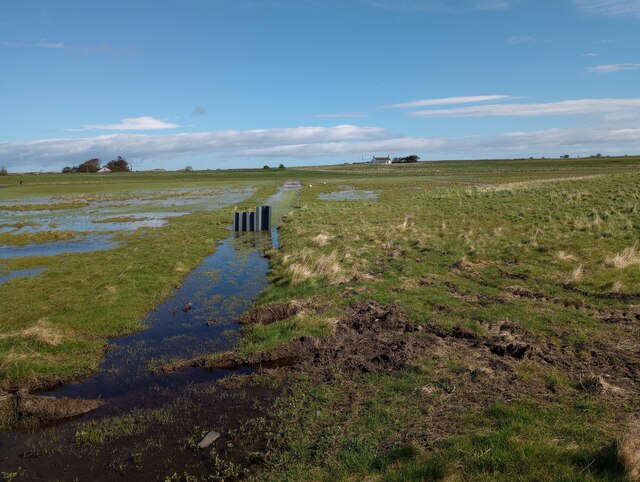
[{"xmin": 0, "ymin": 157, "xmax": 639, "ymax": 481}]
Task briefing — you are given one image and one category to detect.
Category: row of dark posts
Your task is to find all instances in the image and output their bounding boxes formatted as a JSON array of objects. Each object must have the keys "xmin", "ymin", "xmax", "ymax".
[{"xmin": 233, "ymin": 205, "xmax": 272, "ymax": 232}]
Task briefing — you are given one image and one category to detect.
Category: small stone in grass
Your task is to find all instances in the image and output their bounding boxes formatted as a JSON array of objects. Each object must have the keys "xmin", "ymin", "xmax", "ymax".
[{"xmin": 198, "ymin": 430, "xmax": 221, "ymax": 448}]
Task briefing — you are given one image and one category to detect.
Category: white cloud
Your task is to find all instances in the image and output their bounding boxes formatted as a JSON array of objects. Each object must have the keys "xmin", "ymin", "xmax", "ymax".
[
  {"xmin": 409, "ymin": 98, "xmax": 640, "ymax": 117},
  {"xmin": 586, "ymin": 63, "xmax": 640, "ymax": 73},
  {"xmin": 573, "ymin": 0, "xmax": 640, "ymax": 18},
  {"xmin": 66, "ymin": 116, "xmax": 180, "ymax": 132},
  {"xmin": 2, "ymin": 121, "xmax": 640, "ymax": 171},
  {"xmin": 384, "ymin": 95, "xmax": 512, "ymax": 109},
  {"xmin": 0, "ymin": 125, "xmax": 386, "ymax": 168}
]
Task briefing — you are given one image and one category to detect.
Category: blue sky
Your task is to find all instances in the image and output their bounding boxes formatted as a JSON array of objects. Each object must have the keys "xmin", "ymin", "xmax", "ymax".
[{"xmin": 1, "ymin": 0, "xmax": 640, "ymax": 171}]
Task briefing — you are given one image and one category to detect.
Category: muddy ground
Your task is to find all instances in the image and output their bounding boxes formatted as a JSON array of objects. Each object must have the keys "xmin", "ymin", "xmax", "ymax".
[{"xmin": 2, "ymin": 298, "xmax": 639, "ymax": 480}]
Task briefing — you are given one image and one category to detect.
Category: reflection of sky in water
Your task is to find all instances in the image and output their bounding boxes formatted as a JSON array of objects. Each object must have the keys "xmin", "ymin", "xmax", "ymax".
[
  {"xmin": 318, "ymin": 190, "xmax": 378, "ymax": 201},
  {"xmin": 0, "ymin": 235, "xmax": 115, "ymax": 259},
  {"xmin": 0, "ymin": 267, "xmax": 45, "ymax": 285},
  {"xmin": 0, "ymin": 188, "xmax": 254, "ymax": 234}
]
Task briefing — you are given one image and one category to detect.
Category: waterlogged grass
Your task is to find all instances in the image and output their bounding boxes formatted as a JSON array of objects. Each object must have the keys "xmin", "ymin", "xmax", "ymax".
[
  {"xmin": 0, "ymin": 182, "xmax": 277, "ymax": 386},
  {"xmin": 0, "ymin": 202, "xmax": 91, "ymax": 212},
  {"xmin": 0, "ymin": 230, "xmax": 80, "ymax": 246},
  {"xmin": 76, "ymin": 404, "xmax": 176, "ymax": 446}
]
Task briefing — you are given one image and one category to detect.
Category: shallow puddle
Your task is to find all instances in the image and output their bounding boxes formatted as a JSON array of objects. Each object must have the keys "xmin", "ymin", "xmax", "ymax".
[
  {"xmin": 318, "ymin": 189, "xmax": 378, "ymax": 201},
  {"xmin": 0, "ymin": 188, "xmax": 254, "ymax": 236},
  {"xmin": 0, "ymin": 234, "xmax": 115, "ymax": 259},
  {"xmin": 0, "ymin": 267, "xmax": 44, "ymax": 285}
]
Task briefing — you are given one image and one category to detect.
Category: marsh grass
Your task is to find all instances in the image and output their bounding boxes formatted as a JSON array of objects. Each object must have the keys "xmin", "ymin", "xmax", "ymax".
[
  {"xmin": 236, "ymin": 159, "xmax": 640, "ymax": 480},
  {"xmin": 0, "ymin": 230, "xmax": 80, "ymax": 246},
  {"xmin": 0, "ymin": 183, "xmax": 276, "ymax": 385}
]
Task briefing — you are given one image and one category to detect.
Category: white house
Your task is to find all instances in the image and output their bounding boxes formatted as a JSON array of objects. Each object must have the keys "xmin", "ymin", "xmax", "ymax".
[
  {"xmin": 97, "ymin": 167, "xmax": 112, "ymax": 173},
  {"xmin": 371, "ymin": 156, "xmax": 392, "ymax": 164}
]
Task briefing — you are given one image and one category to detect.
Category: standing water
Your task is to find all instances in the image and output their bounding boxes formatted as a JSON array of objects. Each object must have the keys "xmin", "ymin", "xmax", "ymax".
[{"xmin": 0, "ymin": 184, "xmax": 299, "ymax": 478}]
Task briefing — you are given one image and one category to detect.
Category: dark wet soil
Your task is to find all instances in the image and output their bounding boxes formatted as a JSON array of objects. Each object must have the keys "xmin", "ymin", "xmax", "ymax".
[{"xmin": 0, "ymin": 379, "xmax": 279, "ymax": 481}]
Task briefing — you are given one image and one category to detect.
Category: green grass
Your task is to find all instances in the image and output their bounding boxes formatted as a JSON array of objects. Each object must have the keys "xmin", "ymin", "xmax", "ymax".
[{"xmin": 230, "ymin": 157, "xmax": 640, "ymax": 481}]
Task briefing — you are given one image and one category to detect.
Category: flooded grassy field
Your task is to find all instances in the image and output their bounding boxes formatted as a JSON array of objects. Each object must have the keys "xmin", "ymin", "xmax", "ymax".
[{"xmin": 1, "ymin": 159, "xmax": 640, "ymax": 480}]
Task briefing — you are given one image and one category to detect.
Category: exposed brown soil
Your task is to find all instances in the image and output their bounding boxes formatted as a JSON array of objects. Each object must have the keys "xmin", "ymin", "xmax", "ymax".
[
  {"xmin": 238, "ymin": 300, "xmax": 300, "ymax": 325},
  {"xmin": 562, "ymin": 284, "xmax": 640, "ymax": 301},
  {"xmin": 164, "ymin": 299, "xmax": 640, "ymax": 405},
  {"xmin": 163, "ymin": 301, "xmax": 436, "ymax": 378}
]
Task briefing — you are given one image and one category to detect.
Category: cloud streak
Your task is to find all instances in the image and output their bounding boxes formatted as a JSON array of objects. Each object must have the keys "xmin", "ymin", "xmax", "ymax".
[
  {"xmin": 409, "ymin": 98, "xmax": 640, "ymax": 117},
  {"xmin": 573, "ymin": 0, "xmax": 640, "ymax": 18},
  {"xmin": 0, "ymin": 39, "xmax": 70, "ymax": 49},
  {"xmin": 384, "ymin": 95, "xmax": 512, "ymax": 109},
  {"xmin": 586, "ymin": 63, "xmax": 640, "ymax": 73},
  {"xmin": 66, "ymin": 117, "xmax": 180, "ymax": 132}
]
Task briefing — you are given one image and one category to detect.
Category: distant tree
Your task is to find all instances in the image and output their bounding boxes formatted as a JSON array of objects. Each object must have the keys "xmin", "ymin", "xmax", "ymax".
[
  {"xmin": 77, "ymin": 158, "xmax": 101, "ymax": 173},
  {"xmin": 561, "ymin": 154, "xmax": 570, "ymax": 159},
  {"xmin": 105, "ymin": 156, "xmax": 130, "ymax": 172},
  {"xmin": 0, "ymin": 167, "xmax": 7, "ymax": 176},
  {"xmin": 278, "ymin": 164, "xmax": 285, "ymax": 169},
  {"xmin": 184, "ymin": 165, "xmax": 193, "ymax": 172},
  {"xmin": 392, "ymin": 155, "xmax": 420, "ymax": 164},
  {"xmin": 263, "ymin": 165, "xmax": 270, "ymax": 169},
  {"xmin": 62, "ymin": 166, "xmax": 74, "ymax": 173}
]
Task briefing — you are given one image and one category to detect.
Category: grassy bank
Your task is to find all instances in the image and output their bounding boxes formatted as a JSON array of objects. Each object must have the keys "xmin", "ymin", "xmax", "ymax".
[{"xmin": 233, "ymin": 158, "xmax": 640, "ymax": 480}]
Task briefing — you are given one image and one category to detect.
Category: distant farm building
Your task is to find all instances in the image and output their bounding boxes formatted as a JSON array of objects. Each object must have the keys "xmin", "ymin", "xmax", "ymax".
[
  {"xmin": 97, "ymin": 167, "xmax": 112, "ymax": 173},
  {"xmin": 371, "ymin": 156, "xmax": 392, "ymax": 165}
]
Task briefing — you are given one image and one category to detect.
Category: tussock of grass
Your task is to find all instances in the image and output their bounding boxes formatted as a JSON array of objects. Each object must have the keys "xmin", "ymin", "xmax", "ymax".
[
  {"xmin": 619, "ymin": 420, "xmax": 640, "ymax": 482},
  {"xmin": 568, "ymin": 264, "xmax": 584, "ymax": 282},
  {"xmin": 0, "ymin": 230, "xmax": 79, "ymax": 246},
  {"xmin": 605, "ymin": 243, "xmax": 640, "ymax": 269},
  {"xmin": 311, "ymin": 232, "xmax": 331, "ymax": 247},
  {"xmin": 286, "ymin": 249, "xmax": 344, "ymax": 284},
  {"xmin": 0, "ymin": 318, "xmax": 64, "ymax": 346}
]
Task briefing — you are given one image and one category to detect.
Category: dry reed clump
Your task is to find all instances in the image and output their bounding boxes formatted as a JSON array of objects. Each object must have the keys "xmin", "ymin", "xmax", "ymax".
[
  {"xmin": 555, "ymin": 250, "xmax": 577, "ymax": 262},
  {"xmin": 399, "ymin": 214, "xmax": 416, "ymax": 231},
  {"xmin": 312, "ymin": 232, "xmax": 332, "ymax": 247},
  {"xmin": 174, "ymin": 261, "xmax": 187, "ymax": 272},
  {"xmin": 619, "ymin": 419, "xmax": 640, "ymax": 482},
  {"xmin": 568, "ymin": 265, "xmax": 584, "ymax": 282},
  {"xmin": 605, "ymin": 244, "xmax": 640, "ymax": 269},
  {"xmin": 286, "ymin": 249, "xmax": 344, "ymax": 284},
  {"xmin": 0, "ymin": 318, "xmax": 63, "ymax": 346}
]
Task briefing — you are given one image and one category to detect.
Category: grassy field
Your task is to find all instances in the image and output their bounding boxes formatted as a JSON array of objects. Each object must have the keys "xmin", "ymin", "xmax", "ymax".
[
  {"xmin": 237, "ymin": 157, "xmax": 640, "ymax": 481},
  {"xmin": 1, "ymin": 158, "xmax": 640, "ymax": 480}
]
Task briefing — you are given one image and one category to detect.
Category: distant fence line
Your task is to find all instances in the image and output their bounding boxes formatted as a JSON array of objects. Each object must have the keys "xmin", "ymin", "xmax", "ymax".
[{"xmin": 233, "ymin": 205, "xmax": 272, "ymax": 232}]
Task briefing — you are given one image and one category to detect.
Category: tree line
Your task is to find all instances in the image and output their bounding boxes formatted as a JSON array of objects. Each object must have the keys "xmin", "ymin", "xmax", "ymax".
[
  {"xmin": 392, "ymin": 155, "xmax": 420, "ymax": 163},
  {"xmin": 62, "ymin": 156, "xmax": 130, "ymax": 173}
]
